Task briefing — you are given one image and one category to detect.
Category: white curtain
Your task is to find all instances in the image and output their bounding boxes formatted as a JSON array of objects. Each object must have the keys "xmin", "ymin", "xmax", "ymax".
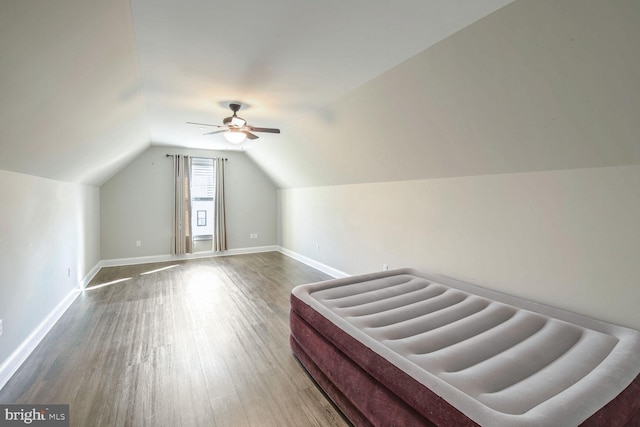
[
  {"xmin": 172, "ymin": 155, "xmax": 193, "ymax": 255},
  {"xmin": 213, "ymin": 157, "xmax": 227, "ymax": 252}
]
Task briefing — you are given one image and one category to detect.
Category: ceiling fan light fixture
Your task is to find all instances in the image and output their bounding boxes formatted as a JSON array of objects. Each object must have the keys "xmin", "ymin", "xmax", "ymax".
[
  {"xmin": 230, "ymin": 116, "xmax": 246, "ymax": 127},
  {"xmin": 224, "ymin": 129, "xmax": 246, "ymax": 143}
]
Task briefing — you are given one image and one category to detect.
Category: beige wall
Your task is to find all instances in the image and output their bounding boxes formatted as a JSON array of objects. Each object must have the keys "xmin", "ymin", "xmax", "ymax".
[
  {"xmin": 279, "ymin": 165, "xmax": 640, "ymax": 329},
  {"xmin": 0, "ymin": 170, "xmax": 100, "ymax": 364},
  {"xmin": 100, "ymin": 146, "xmax": 277, "ymax": 260}
]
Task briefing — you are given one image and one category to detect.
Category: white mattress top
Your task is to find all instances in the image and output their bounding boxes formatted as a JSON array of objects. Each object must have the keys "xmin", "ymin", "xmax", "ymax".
[{"xmin": 292, "ymin": 269, "xmax": 640, "ymax": 427}]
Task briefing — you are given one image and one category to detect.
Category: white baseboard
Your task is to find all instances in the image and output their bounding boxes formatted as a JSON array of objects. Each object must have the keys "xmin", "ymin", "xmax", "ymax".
[
  {"xmin": 277, "ymin": 247, "xmax": 349, "ymax": 279},
  {"xmin": 0, "ymin": 246, "xmax": 334, "ymax": 392},
  {"xmin": 99, "ymin": 246, "xmax": 349, "ymax": 279},
  {"xmin": 98, "ymin": 245, "xmax": 281, "ymax": 268},
  {"xmin": 0, "ymin": 287, "xmax": 81, "ymax": 392}
]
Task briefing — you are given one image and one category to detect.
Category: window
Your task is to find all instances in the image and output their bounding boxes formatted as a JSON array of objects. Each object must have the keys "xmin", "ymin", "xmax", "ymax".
[
  {"xmin": 190, "ymin": 157, "xmax": 215, "ymax": 240},
  {"xmin": 196, "ymin": 210, "xmax": 207, "ymax": 227}
]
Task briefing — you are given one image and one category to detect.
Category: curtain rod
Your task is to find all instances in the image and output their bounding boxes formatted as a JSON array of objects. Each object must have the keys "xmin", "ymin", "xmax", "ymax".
[{"xmin": 165, "ymin": 154, "xmax": 227, "ymax": 160}]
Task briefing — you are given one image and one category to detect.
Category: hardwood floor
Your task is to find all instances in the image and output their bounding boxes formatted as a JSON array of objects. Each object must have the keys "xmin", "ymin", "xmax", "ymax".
[{"xmin": 0, "ymin": 252, "xmax": 349, "ymax": 427}]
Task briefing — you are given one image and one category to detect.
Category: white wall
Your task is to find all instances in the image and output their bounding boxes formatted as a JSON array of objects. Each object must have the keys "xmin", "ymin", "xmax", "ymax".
[
  {"xmin": 279, "ymin": 165, "xmax": 640, "ymax": 329},
  {"xmin": 100, "ymin": 146, "xmax": 277, "ymax": 260},
  {"xmin": 0, "ymin": 169, "xmax": 100, "ymax": 366}
]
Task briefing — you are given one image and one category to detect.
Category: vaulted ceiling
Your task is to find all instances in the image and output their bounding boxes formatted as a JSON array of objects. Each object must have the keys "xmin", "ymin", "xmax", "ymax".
[
  {"xmin": 1, "ymin": 0, "xmax": 638, "ymax": 187},
  {"xmin": 1, "ymin": 0, "xmax": 514, "ymax": 185}
]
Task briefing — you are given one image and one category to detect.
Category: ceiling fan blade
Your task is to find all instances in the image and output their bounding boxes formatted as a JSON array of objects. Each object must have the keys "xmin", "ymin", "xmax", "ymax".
[
  {"xmin": 203, "ymin": 129, "xmax": 227, "ymax": 136},
  {"xmin": 243, "ymin": 131, "xmax": 259, "ymax": 140},
  {"xmin": 186, "ymin": 121, "xmax": 224, "ymax": 128},
  {"xmin": 247, "ymin": 126, "xmax": 280, "ymax": 134}
]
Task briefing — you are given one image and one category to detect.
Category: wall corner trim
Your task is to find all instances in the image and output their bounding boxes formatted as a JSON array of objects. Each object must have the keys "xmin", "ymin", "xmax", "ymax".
[
  {"xmin": 0, "ymin": 287, "xmax": 81, "ymax": 392},
  {"xmin": 80, "ymin": 262, "xmax": 102, "ymax": 289}
]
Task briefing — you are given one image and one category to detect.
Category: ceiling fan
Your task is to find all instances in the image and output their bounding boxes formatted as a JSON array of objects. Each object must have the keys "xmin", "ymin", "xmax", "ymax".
[{"xmin": 187, "ymin": 103, "xmax": 280, "ymax": 144}]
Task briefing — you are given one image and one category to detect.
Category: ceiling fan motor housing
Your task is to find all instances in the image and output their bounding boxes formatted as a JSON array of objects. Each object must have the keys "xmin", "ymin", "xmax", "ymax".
[{"xmin": 224, "ymin": 103, "xmax": 245, "ymax": 127}]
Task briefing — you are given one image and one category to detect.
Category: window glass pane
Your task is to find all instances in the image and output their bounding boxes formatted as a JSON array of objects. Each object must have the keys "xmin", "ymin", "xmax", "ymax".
[
  {"xmin": 191, "ymin": 157, "xmax": 214, "ymax": 199},
  {"xmin": 190, "ymin": 157, "xmax": 215, "ymax": 238}
]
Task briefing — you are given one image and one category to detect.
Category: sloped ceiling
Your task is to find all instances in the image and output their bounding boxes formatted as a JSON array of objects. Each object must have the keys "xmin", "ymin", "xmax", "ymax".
[
  {"xmin": 1, "ymin": 0, "xmax": 638, "ymax": 187},
  {"xmin": 1, "ymin": 0, "xmax": 516, "ymax": 185},
  {"xmin": 0, "ymin": 0, "xmax": 149, "ymax": 185},
  {"xmin": 251, "ymin": 0, "xmax": 640, "ymax": 187},
  {"xmin": 130, "ymin": 0, "xmax": 515, "ymax": 153}
]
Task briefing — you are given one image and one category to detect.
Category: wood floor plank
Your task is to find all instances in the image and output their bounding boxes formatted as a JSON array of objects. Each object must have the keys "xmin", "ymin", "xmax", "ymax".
[{"xmin": 0, "ymin": 252, "xmax": 348, "ymax": 427}]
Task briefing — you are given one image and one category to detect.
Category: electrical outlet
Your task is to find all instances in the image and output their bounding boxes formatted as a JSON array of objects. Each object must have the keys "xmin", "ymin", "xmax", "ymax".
[
  {"xmin": 316, "ymin": 243, "xmax": 320, "ymax": 251},
  {"xmin": 383, "ymin": 264, "xmax": 389, "ymax": 271},
  {"xmin": 136, "ymin": 240, "xmax": 142, "ymax": 247},
  {"xmin": 0, "ymin": 319, "xmax": 3, "ymax": 336}
]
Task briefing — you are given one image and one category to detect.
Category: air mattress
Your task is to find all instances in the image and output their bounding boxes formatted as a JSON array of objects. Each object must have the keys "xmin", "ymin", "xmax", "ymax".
[{"xmin": 290, "ymin": 269, "xmax": 640, "ymax": 426}]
